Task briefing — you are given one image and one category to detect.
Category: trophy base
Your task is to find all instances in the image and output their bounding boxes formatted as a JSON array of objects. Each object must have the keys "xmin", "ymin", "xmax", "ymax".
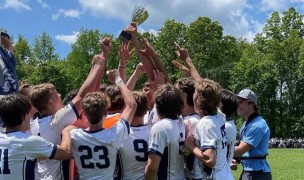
[{"xmin": 119, "ymin": 30, "xmax": 132, "ymax": 42}]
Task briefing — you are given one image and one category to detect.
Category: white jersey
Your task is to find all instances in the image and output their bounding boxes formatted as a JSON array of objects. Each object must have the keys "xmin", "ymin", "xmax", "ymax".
[
  {"xmin": 195, "ymin": 114, "xmax": 233, "ymax": 180},
  {"xmin": 71, "ymin": 118, "xmax": 129, "ymax": 180},
  {"xmin": 0, "ymin": 131, "xmax": 56, "ymax": 180},
  {"xmin": 225, "ymin": 119, "xmax": 237, "ymax": 165},
  {"xmin": 148, "ymin": 118, "xmax": 185, "ymax": 179},
  {"xmin": 183, "ymin": 113, "xmax": 202, "ymax": 179},
  {"xmin": 143, "ymin": 105, "xmax": 159, "ymax": 126},
  {"xmin": 30, "ymin": 103, "xmax": 78, "ymax": 180},
  {"xmin": 119, "ymin": 125, "xmax": 151, "ymax": 180}
]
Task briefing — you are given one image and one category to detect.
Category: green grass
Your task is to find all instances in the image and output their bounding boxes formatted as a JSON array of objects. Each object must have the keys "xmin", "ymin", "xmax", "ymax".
[{"xmin": 232, "ymin": 149, "xmax": 304, "ymax": 180}]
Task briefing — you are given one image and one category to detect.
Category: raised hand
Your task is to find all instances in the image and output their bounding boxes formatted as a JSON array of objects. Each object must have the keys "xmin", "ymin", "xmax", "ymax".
[
  {"xmin": 135, "ymin": 62, "xmax": 146, "ymax": 75},
  {"xmin": 119, "ymin": 41, "xmax": 135, "ymax": 64},
  {"xmin": 172, "ymin": 60, "xmax": 190, "ymax": 76},
  {"xmin": 175, "ymin": 42, "xmax": 190, "ymax": 61},
  {"xmin": 92, "ymin": 54, "xmax": 106, "ymax": 67},
  {"xmin": 150, "ymin": 69, "xmax": 165, "ymax": 92},
  {"xmin": 106, "ymin": 69, "xmax": 120, "ymax": 84},
  {"xmin": 100, "ymin": 37, "xmax": 112, "ymax": 58}
]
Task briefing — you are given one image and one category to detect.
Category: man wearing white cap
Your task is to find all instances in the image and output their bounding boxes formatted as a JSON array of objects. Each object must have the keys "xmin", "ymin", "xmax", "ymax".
[{"xmin": 233, "ymin": 89, "xmax": 272, "ymax": 180}]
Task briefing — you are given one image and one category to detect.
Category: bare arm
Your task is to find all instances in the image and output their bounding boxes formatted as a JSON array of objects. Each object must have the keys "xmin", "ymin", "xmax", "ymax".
[
  {"xmin": 234, "ymin": 141, "xmax": 253, "ymax": 157},
  {"xmin": 53, "ymin": 125, "xmax": 75, "ymax": 160},
  {"xmin": 107, "ymin": 70, "xmax": 137, "ymax": 124},
  {"xmin": 140, "ymin": 38, "xmax": 171, "ymax": 83},
  {"xmin": 145, "ymin": 153, "xmax": 161, "ymax": 180},
  {"xmin": 72, "ymin": 37, "xmax": 111, "ymax": 113},
  {"xmin": 118, "ymin": 41, "xmax": 135, "ymax": 82},
  {"xmin": 124, "ymin": 23, "xmax": 155, "ymax": 81},
  {"xmin": 171, "ymin": 60, "xmax": 191, "ymax": 77},
  {"xmin": 185, "ymin": 135, "xmax": 216, "ymax": 168},
  {"xmin": 126, "ymin": 62, "xmax": 145, "ymax": 91},
  {"xmin": 175, "ymin": 42, "xmax": 202, "ymax": 81}
]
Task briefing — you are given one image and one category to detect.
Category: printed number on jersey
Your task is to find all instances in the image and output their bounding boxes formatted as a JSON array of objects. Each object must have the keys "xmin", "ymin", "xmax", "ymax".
[
  {"xmin": 78, "ymin": 145, "xmax": 110, "ymax": 169},
  {"xmin": 133, "ymin": 139, "xmax": 148, "ymax": 162}
]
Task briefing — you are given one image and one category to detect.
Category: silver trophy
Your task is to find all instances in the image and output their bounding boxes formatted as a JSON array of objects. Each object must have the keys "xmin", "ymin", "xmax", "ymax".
[{"xmin": 119, "ymin": 5, "xmax": 149, "ymax": 42}]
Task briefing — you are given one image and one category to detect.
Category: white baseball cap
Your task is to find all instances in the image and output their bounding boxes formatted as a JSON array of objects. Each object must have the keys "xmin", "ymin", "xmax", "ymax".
[{"xmin": 237, "ymin": 89, "xmax": 257, "ymax": 103}]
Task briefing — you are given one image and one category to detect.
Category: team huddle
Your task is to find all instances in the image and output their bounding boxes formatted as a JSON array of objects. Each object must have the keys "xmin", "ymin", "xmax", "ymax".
[{"xmin": 0, "ymin": 23, "xmax": 271, "ymax": 180}]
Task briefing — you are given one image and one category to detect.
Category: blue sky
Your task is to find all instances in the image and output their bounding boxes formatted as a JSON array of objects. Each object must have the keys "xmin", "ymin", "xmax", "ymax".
[{"xmin": 1, "ymin": 0, "xmax": 304, "ymax": 59}]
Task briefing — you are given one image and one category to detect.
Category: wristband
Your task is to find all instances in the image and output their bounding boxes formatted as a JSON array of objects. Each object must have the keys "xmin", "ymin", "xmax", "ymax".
[{"xmin": 115, "ymin": 77, "xmax": 123, "ymax": 86}]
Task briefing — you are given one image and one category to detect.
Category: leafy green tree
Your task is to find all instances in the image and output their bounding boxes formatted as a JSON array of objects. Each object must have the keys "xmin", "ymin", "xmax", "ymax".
[{"xmin": 33, "ymin": 32, "xmax": 59, "ymax": 62}]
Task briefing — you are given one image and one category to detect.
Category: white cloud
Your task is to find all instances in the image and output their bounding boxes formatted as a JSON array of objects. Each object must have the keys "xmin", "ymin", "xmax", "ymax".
[
  {"xmin": 0, "ymin": 0, "xmax": 31, "ymax": 11},
  {"xmin": 55, "ymin": 31, "xmax": 80, "ymax": 44},
  {"xmin": 52, "ymin": 9, "xmax": 81, "ymax": 21},
  {"xmin": 36, "ymin": 0, "xmax": 49, "ymax": 8},
  {"xmin": 138, "ymin": 27, "xmax": 158, "ymax": 36},
  {"xmin": 261, "ymin": 0, "xmax": 287, "ymax": 12},
  {"xmin": 78, "ymin": 0, "xmax": 258, "ymax": 40}
]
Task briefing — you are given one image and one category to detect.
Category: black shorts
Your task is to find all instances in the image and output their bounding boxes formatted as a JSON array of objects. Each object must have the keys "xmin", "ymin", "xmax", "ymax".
[{"xmin": 240, "ymin": 171, "xmax": 272, "ymax": 180}]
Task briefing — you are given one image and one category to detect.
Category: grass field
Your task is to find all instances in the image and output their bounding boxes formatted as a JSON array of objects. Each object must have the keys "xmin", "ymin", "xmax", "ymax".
[{"xmin": 232, "ymin": 149, "xmax": 304, "ymax": 180}]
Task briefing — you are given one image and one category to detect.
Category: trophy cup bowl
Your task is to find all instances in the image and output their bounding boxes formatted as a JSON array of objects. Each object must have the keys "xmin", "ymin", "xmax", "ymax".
[{"xmin": 119, "ymin": 5, "xmax": 149, "ymax": 42}]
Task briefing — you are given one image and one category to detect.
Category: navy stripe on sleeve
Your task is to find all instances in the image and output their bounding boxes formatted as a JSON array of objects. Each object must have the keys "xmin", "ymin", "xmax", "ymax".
[
  {"xmin": 120, "ymin": 118, "xmax": 130, "ymax": 134},
  {"xmin": 49, "ymin": 144, "xmax": 57, "ymax": 159},
  {"xmin": 69, "ymin": 102, "xmax": 80, "ymax": 119},
  {"xmin": 201, "ymin": 145, "xmax": 215, "ymax": 151},
  {"xmin": 148, "ymin": 148, "xmax": 163, "ymax": 157}
]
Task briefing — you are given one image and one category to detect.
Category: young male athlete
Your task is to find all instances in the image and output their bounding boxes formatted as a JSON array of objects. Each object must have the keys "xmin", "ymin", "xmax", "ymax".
[
  {"xmin": 185, "ymin": 79, "xmax": 233, "ymax": 180},
  {"xmin": 70, "ymin": 69, "xmax": 137, "ymax": 179},
  {"xmin": 119, "ymin": 91, "xmax": 150, "ymax": 179},
  {"xmin": 0, "ymin": 94, "xmax": 73, "ymax": 180},
  {"xmin": 145, "ymin": 84, "xmax": 185, "ymax": 179},
  {"xmin": 29, "ymin": 37, "xmax": 111, "ymax": 179}
]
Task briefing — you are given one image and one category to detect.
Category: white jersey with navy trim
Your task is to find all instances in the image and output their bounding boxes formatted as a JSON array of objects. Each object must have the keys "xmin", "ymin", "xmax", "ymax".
[
  {"xmin": 195, "ymin": 114, "xmax": 233, "ymax": 180},
  {"xmin": 143, "ymin": 105, "xmax": 159, "ymax": 126},
  {"xmin": 119, "ymin": 125, "xmax": 151, "ymax": 180},
  {"xmin": 148, "ymin": 118, "xmax": 185, "ymax": 179},
  {"xmin": 0, "ymin": 131, "xmax": 56, "ymax": 180},
  {"xmin": 71, "ymin": 118, "xmax": 129, "ymax": 180},
  {"xmin": 225, "ymin": 119, "xmax": 237, "ymax": 165},
  {"xmin": 183, "ymin": 113, "xmax": 202, "ymax": 179},
  {"xmin": 30, "ymin": 102, "xmax": 78, "ymax": 180}
]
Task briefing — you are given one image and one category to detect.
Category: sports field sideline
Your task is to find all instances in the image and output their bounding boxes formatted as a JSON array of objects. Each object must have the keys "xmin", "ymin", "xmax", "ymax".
[{"xmin": 232, "ymin": 149, "xmax": 304, "ymax": 180}]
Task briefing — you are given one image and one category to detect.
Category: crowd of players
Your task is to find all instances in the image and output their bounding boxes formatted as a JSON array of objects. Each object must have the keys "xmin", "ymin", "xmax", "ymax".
[{"xmin": 0, "ymin": 23, "xmax": 272, "ymax": 180}]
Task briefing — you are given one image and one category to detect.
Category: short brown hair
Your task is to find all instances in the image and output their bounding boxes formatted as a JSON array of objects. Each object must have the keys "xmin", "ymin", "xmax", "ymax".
[
  {"xmin": 104, "ymin": 85, "xmax": 124, "ymax": 111},
  {"xmin": 0, "ymin": 94, "xmax": 31, "ymax": 127},
  {"xmin": 176, "ymin": 77, "xmax": 195, "ymax": 107},
  {"xmin": 154, "ymin": 84, "xmax": 184, "ymax": 119},
  {"xmin": 29, "ymin": 83, "xmax": 56, "ymax": 112},
  {"xmin": 195, "ymin": 78, "xmax": 221, "ymax": 116},
  {"xmin": 81, "ymin": 92, "xmax": 110, "ymax": 125},
  {"xmin": 132, "ymin": 91, "xmax": 148, "ymax": 117}
]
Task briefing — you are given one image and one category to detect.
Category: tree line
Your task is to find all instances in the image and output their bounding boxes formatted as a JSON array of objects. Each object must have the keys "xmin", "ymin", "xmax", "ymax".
[{"xmin": 3, "ymin": 7, "xmax": 304, "ymax": 137}]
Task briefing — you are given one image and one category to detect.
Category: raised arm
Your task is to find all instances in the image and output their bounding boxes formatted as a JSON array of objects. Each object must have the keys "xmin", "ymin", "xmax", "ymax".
[
  {"xmin": 72, "ymin": 37, "xmax": 111, "ymax": 113},
  {"xmin": 106, "ymin": 69, "xmax": 137, "ymax": 124},
  {"xmin": 94, "ymin": 37, "xmax": 112, "ymax": 91},
  {"xmin": 118, "ymin": 41, "xmax": 135, "ymax": 82},
  {"xmin": 124, "ymin": 23, "xmax": 155, "ymax": 81},
  {"xmin": 175, "ymin": 42, "xmax": 202, "ymax": 81},
  {"xmin": 140, "ymin": 38, "xmax": 171, "ymax": 83},
  {"xmin": 172, "ymin": 60, "xmax": 191, "ymax": 77},
  {"xmin": 126, "ymin": 62, "xmax": 146, "ymax": 91}
]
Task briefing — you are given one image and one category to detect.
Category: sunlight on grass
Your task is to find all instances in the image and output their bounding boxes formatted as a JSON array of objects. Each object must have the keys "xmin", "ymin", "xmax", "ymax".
[{"xmin": 232, "ymin": 149, "xmax": 304, "ymax": 180}]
